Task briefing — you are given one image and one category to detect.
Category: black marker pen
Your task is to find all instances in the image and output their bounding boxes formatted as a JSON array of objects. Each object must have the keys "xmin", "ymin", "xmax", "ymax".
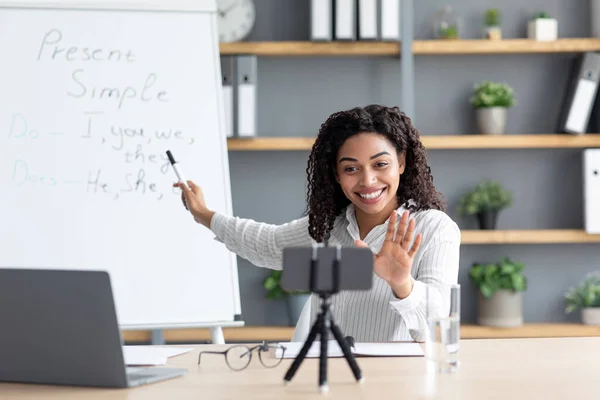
[{"xmin": 166, "ymin": 150, "xmax": 188, "ymax": 189}]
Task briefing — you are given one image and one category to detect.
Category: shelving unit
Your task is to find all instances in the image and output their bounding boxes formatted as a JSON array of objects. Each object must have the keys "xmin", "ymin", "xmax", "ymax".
[
  {"xmin": 220, "ymin": 38, "xmax": 600, "ymax": 57},
  {"xmin": 208, "ymin": 2, "xmax": 600, "ymax": 337},
  {"xmin": 227, "ymin": 135, "xmax": 600, "ymax": 151}
]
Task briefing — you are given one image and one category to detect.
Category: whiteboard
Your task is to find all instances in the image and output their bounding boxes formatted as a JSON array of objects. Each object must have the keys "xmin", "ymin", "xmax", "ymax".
[{"xmin": 0, "ymin": 0, "xmax": 242, "ymax": 329}]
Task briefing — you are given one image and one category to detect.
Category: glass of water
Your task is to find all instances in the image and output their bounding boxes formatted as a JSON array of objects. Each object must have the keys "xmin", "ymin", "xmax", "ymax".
[{"xmin": 424, "ymin": 283, "xmax": 460, "ymax": 373}]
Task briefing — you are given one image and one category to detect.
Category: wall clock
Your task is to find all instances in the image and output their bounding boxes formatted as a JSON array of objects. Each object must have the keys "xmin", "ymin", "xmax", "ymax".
[{"xmin": 217, "ymin": 0, "xmax": 256, "ymax": 42}]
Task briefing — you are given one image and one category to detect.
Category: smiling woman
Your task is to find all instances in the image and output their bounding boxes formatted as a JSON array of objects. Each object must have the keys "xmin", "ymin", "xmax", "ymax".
[{"xmin": 172, "ymin": 104, "xmax": 461, "ymax": 343}]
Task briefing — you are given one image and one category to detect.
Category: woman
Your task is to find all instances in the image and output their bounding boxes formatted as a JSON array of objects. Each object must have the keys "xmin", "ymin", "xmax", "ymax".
[{"xmin": 175, "ymin": 105, "xmax": 460, "ymax": 342}]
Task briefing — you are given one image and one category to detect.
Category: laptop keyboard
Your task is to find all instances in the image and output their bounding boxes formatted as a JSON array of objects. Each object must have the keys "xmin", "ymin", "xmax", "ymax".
[{"xmin": 126, "ymin": 367, "xmax": 157, "ymax": 379}]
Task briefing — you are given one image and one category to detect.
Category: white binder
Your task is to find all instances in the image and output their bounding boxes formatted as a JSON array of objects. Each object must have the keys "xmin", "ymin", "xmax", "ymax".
[
  {"xmin": 358, "ymin": 0, "xmax": 378, "ymax": 40},
  {"xmin": 560, "ymin": 52, "xmax": 600, "ymax": 134},
  {"xmin": 235, "ymin": 56, "xmax": 257, "ymax": 137},
  {"xmin": 311, "ymin": 0, "xmax": 332, "ymax": 41},
  {"xmin": 583, "ymin": 149, "xmax": 600, "ymax": 234},
  {"xmin": 334, "ymin": 0, "xmax": 356, "ymax": 40},
  {"xmin": 380, "ymin": 0, "xmax": 400, "ymax": 40}
]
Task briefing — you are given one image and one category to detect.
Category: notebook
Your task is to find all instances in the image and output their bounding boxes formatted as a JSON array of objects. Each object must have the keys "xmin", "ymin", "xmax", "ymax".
[{"xmin": 276, "ymin": 340, "xmax": 424, "ymax": 359}]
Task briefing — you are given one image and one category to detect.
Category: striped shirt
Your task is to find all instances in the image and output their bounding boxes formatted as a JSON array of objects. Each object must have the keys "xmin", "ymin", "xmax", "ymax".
[{"xmin": 210, "ymin": 203, "xmax": 460, "ymax": 342}]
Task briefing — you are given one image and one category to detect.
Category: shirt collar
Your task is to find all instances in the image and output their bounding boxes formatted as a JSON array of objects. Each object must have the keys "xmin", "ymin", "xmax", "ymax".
[
  {"xmin": 345, "ymin": 204, "xmax": 360, "ymax": 240},
  {"xmin": 344, "ymin": 202, "xmax": 409, "ymax": 243}
]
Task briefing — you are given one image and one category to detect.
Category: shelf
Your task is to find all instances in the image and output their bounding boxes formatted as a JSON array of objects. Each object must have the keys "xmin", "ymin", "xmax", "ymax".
[
  {"xmin": 461, "ymin": 230, "xmax": 600, "ymax": 244},
  {"xmin": 227, "ymin": 135, "xmax": 600, "ymax": 151},
  {"xmin": 122, "ymin": 324, "xmax": 600, "ymax": 343},
  {"xmin": 123, "ymin": 326, "xmax": 294, "ymax": 343},
  {"xmin": 228, "ymin": 137, "xmax": 315, "ymax": 151},
  {"xmin": 220, "ymin": 41, "xmax": 399, "ymax": 56},
  {"xmin": 460, "ymin": 323, "xmax": 600, "ymax": 339},
  {"xmin": 220, "ymin": 39, "xmax": 600, "ymax": 56},
  {"xmin": 414, "ymin": 38, "xmax": 600, "ymax": 55},
  {"xmin": 421, "ymin": 134, "xmax": 600, "ymax": 149}
]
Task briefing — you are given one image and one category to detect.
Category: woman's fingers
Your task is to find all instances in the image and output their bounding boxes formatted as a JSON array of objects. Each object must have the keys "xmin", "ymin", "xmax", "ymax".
[
  {"xmin": 394, "ymin": 211, "xmax": 409, "ymax": 244},
  {"xmin": 186, "ymin": 180, "xmax": 197, "ymax": 191},
  {"xmin": 401, "ymin": 218, "xmax": 415, "ymax": 250},
  {"xmin": 354, "ymin": 239, "xmax": 369, "ymax": 249},
  {"xmin": 389, "ymin": 210, "xmax": 420, "ymax": 254},
  {"xmin": 174, "ymin": 181, "xmax": 194, "ymax": 209},
  {"xmin": 174, "ymin": 180, "xmax": 208, "ymax": 220},
  {"xmin": 181, "ymin": 192, "xmax": 188, "ymax": 210},
  {"xmin": 384, "ymin": 211, "xmax": 397, "ymax": 242},
  {"xmin": 408, "ymin": 233, "xmax": 423, "ymax": 258}
]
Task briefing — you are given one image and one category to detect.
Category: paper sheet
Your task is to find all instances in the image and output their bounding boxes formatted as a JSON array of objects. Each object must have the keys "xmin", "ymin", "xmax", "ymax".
[
  {"xmin": 353, "ymin": 342, "xmax": 424, "ymax": 357},
  {"xmin": 276, "ymin": 341, "xmax": 424, "ymax": 359},
  {"xmin": 122, "ymin": 346, "xmax": 193, "ymax": 366},
  {"xmin": 277, "ymin": 341, "xmax": 344, "ymax": 359}
]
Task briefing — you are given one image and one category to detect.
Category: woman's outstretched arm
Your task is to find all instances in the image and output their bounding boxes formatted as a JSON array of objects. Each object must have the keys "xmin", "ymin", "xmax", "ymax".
[{"xmin": 175, "ymin": 180, "xmax": 312, "ymax": 270}]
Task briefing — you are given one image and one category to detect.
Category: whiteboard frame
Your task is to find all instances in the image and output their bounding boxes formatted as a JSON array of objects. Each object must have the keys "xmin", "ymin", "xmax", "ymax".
[
  {"xmin": 0, "ymin": 0, "xmax": 216, "ymax": 12},
  {"xmin": 0, "ymin": 0, "xmax": 244, "ymax": 331}
]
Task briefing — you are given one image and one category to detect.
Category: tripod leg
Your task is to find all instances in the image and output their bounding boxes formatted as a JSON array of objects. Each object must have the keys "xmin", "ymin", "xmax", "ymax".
[
  {"xmin": 319, "ymin": 311, "xmax": 329, "ymax": 393},
  {"xmin": 283, "ymin": 312, "xmax": 321, "ymax": 383},
  {"xmin": 330, "ymin": 321, "xmax": 363, "ymax": 382}
]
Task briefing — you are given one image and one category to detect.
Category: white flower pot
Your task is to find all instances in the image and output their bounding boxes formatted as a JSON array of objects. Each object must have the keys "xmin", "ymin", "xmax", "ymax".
[
  {"xmin": 581, "ymin": 308, "xmax": 600, "ymax": 325},
  {"xmin": 527, "ymin": 19, "xmax": 557, "ymax": 41},
  {"xmin": 477, "ymin": 290, "xmax": 523, "ymax": 328},
  {"xmin": 485, "ymin": 26, "xmax": 502, "ymax": 40},
  {"xmin": 476, "ymin": 107, "xmax": 507, "ymax": 135}
]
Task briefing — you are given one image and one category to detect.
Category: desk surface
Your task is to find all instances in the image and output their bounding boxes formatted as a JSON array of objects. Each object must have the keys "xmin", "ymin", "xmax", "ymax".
[{"xmin": 2, "ymin": 337, "xmax": 600, "ymax": 399}]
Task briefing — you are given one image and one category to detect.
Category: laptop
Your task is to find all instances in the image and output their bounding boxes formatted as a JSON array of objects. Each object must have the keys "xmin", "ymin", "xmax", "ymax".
[{"xmin": 0, "ymin": 268, "xmax": 188, "ymax": 388}]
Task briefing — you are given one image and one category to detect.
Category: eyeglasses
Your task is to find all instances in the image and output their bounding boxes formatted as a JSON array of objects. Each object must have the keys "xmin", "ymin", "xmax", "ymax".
[{"xmin": 197, "ymin": 341, "xmax": 287, "ymax": 371}]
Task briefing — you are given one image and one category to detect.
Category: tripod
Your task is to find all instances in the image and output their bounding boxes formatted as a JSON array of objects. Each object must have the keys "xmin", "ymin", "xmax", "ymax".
[{"xmin": 283, "ymin": 245, "xmax": 364, "ymax": 393}]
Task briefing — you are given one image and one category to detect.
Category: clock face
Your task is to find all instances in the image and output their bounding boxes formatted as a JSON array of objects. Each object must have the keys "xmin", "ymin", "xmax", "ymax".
[{"xmin": 217, "ymin": 0, "xmax": 256, "ymax": 42}]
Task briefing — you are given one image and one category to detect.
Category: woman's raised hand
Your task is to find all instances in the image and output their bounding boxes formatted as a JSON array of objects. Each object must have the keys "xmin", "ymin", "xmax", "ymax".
[
  {"xmin": 173, "ymin": 180, "xmax": 214, "ymax": 228},
  {"xmin": 355, "ymin": 210, "xmax": 422, "ymax": 295}
]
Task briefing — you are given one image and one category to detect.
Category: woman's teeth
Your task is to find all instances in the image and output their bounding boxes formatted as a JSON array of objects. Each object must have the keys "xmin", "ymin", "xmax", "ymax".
[{"xmin": 359, "ymin": 189, "xmax": 384, "ymax": 199}]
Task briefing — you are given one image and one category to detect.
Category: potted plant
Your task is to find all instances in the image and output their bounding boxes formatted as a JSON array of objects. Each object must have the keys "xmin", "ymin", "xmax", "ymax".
[
  {"xmin": 527, "ymin": 12, "xmax": 558, "ymax": 41},
  {"xmin": 484, "ymin": 8, "xmax": 501, "ymax": 40},
  {"xmin": 457, "ymin": 180, "xmax": 513, "ymax": 230},
  {"xmin": 433, "ymin": 5, "xmax": 460, "ymax": 39},
  {"xmin": 564, "ymin": 271, "xmax": 600, "ymax": 325},
  {"xmin": 263, "ymin": 270, "xmax": 310, "ymax": 326},
  {"xmin": 470, "ymin": 80, "xmax": 515, "ymax": 135},
  {"xmin": 469, "ymin": 257, "xmax": 527, "ymax": 327}
]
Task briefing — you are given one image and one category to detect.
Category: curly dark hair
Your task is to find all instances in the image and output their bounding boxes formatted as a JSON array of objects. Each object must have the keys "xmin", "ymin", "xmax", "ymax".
[{"xmin": 305, "ymin": 104, "xmax": 446, "ymax": 243}]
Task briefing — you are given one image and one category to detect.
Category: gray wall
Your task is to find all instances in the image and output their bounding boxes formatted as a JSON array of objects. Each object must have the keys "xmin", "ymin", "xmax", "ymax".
[{"xmin": 226, "ymin": 0, "xmax": 600, "ymax": 326}]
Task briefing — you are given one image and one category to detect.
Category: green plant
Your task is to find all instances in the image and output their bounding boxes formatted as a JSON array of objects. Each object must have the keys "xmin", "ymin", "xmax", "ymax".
[
  {"xmin": 263, "ymin": 270, "xmax": 309, "ymax": 300},
  {"xmin": 470, "ymin": 80, "xmax": 515, "ymax": 108},
  {"xmin": 485, "ymin": 8, "xmax": 501, "ymax": 27},
  {"xmin": 439, "ymin": 24, "xmax": 459, "ymax": 39},
  {"xmin": 534, "ymin": 11, "xmax": 551, "ymax": 19},
  {"xmin": 469, "ymin": 257, "xmax": 527, "ymax": 299},
  {"xmin": 457, "ymin": 180, "xmax": 513, "ymax": 216},
  {"xmin": 564, "ymin": 272, "xmax": 600, "ymax": 313}
]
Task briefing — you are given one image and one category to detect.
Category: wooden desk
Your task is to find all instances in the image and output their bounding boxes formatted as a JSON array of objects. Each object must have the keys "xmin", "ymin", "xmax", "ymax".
[{"xmin": 2, "ymin": 337, "xmax": 600, "ymax": 399}]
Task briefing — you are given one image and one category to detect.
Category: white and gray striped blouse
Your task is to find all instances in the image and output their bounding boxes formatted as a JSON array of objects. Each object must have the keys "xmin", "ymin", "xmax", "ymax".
[{"xmin": 210, "ymin": 203, "xmax": 460, "ymax": 342}]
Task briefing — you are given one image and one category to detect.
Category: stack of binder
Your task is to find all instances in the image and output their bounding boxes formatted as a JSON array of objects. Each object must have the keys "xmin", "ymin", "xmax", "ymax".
[
  {"xmin": 220, "ymin": 55, "xmax": 257, "ymax": 138},
  {"xmin": 557, "ymin": 53, "xmax": 600, "ymax": 234},
  {"xmin": 311, "ymin": 0, "xmax": 401, "ymax": 41}
]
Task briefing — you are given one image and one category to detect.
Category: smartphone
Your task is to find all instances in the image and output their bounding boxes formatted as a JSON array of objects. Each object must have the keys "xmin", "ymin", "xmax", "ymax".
[{"xmin": 280, "ymin": 246, "xmax": 373, "ymax": 293}]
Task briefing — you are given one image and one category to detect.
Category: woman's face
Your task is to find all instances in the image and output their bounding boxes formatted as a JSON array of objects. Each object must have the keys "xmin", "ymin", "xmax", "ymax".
[{"xmin": 335, "ymin": 132, "xmax": 405, "ymax": 216}]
